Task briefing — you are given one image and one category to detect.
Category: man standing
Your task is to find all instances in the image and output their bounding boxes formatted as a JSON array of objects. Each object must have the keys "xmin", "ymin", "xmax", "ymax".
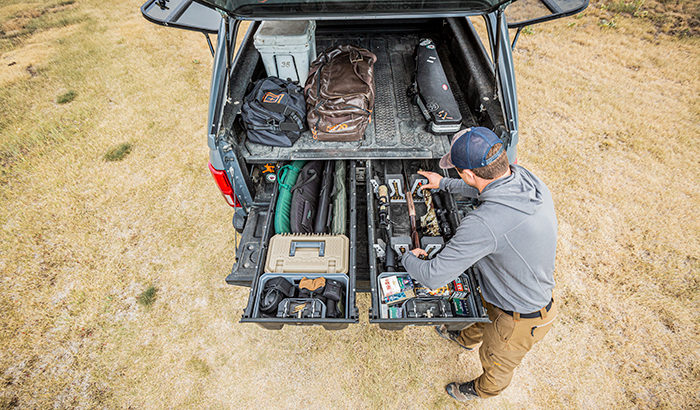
[{"xmin": 401, "ymin": 127, "xmax": 558, "ymax": 401}]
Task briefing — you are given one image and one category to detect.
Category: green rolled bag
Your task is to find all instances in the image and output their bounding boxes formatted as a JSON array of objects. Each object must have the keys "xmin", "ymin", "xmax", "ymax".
[
  {"xmin": 330, "ymin": 160, "xmax": 346, "ymax": 236},
  {"xmin": 274, "ymin": 160, "xmax": 307, "ymax": 234}
]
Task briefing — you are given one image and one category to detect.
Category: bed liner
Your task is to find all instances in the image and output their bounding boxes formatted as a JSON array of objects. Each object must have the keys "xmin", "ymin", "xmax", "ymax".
[{"xmin": 241, "ymin": 33, "xmax": 477, "ymax": 163}]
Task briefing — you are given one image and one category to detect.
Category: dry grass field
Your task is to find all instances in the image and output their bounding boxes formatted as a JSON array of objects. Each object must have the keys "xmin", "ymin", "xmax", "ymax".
[{"xmin": 1, "ymin": 0, "xmax": 699, "ymax": 409}]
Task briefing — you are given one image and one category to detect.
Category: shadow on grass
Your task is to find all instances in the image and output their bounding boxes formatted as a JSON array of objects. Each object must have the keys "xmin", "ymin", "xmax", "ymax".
[
  {"xmin": 56, "ymin": 90, "xmax": 77, "ymax": 104},
  {"xmin": 137, "ymin": 285, "xmax": 157, "ymax": 307},
  {"xmin": 104, "ymin": 142, "xmax": 132, "ymax": 162}
]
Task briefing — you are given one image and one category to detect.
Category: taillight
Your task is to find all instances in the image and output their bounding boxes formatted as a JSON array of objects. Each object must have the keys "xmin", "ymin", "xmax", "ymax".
[{"xmin": 208, "ymin": 161, "xmax": 241, "ymax": 208}]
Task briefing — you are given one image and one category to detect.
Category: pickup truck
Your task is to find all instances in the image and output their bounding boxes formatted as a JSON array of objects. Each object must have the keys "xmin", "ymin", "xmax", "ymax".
[{"xmin": 141, "ymin": 0, "xmax": 588, "ymax": 330}]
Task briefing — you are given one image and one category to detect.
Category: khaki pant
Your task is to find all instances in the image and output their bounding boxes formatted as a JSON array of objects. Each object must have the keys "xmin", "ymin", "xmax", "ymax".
[{"xmin": 457, "ymin": 299, "xmax": 557, "ymax": 398}]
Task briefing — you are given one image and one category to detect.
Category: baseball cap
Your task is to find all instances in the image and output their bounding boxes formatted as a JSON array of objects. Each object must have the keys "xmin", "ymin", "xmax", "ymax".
[{"xmin": 439, "ymin": 127, "xmax": 504, "ymax": 170}]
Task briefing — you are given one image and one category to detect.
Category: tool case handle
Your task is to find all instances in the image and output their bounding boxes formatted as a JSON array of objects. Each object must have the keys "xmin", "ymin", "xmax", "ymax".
[{"xmin": 289, "ymin": 240, "xmax": 326, "ymax": 257}]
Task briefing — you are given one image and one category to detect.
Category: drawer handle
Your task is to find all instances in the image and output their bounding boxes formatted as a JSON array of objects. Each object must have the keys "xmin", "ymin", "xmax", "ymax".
[{"xmin": 289, "ymin": 241, "xmax": 325, "ymax": 257}]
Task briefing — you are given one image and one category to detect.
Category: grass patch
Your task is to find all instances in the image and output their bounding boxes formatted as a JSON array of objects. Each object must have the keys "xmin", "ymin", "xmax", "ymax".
[
  {"xmin": 598, "ymin": 0, "xmax": 700, "ymax": 36},
  {"xmin": 103, "ymin": 142, "xmax": 132, "ymax": 162},
  {"xmin": 0, "ymin": 396, "xmax": 20, "ymax": 409},
  {"xmin": 187, "ymin": 357, "xmax": 212, "ymax": 376},
  {"xmin": 0, "ymin": 2, "xmax": 94, "ymax": 182},
  {"xmin": 56, "ymin": 90, "xmax": 77, "ymax": 104},
  {"xmin": 0, "ymin": 0, "xmax": 83, "ymax": 53},
  {"xmin": 136, "ymin": 286, "xmax": 157, "ymax": 307},
  {"xmin": 599, "ymin": 16, "xmax": 620, "ymax": 29},
  {"xmin": 607, "ymin": 0, "xmax": 644, "ymax": 15}
]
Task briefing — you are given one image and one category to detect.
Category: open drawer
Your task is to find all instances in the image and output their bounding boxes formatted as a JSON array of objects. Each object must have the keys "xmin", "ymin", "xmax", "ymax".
[
  {"xmin": 240, "ymin": 161, "xmax": 359, "ymax": 330},
  {"xmin": 365, "ymin": 159, "xmax": 490, "ymax": 330}
]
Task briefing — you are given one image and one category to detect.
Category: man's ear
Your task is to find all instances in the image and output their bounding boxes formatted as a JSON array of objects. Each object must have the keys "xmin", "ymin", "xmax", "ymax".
[{"xmin": 458, "ymin": 168, "xmax": 477, "ymax": 184}]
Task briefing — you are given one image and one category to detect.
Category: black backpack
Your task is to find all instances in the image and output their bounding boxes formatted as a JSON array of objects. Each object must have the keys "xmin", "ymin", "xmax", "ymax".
[{"xmin": 241, "ymin": 77, "xmax": 306, "ymax": 147}]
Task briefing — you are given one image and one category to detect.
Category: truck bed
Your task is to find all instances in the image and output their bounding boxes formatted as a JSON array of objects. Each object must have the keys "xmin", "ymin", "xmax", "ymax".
[
  {"xmin": 226, "ymin": 18, "xmax": 504, "ymax": 298},
  {"xmin": 241, "ymin": 32, "xmax": 478, "ymax": 163}
]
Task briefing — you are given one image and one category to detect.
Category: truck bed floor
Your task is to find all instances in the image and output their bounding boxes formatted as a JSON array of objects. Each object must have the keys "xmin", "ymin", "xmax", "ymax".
[{"xmin": 242, "ymin": 33, "xmax": 477, "ymax": 163}]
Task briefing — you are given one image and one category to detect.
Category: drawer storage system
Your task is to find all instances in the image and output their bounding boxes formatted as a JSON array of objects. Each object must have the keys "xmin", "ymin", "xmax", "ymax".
[
  {"xmin": 240, "ymin": 161, "xmax": 359, "ymax": 330},
  {"xmin": 364, "ymin": 159, "xmax": 489, "ymax": 330},
  {"xmin": 239, "ymin": 158, "xmax": 491, "ymax": 330},
  {"xmin": 234, "ymin": 18, "xmax": 497, "ymax": 331}
]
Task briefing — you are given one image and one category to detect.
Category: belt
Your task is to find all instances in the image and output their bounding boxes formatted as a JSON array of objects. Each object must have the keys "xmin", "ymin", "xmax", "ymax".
[{"xmin": 500, "ymin": 298, "xmax": 553, "ymax": 319}]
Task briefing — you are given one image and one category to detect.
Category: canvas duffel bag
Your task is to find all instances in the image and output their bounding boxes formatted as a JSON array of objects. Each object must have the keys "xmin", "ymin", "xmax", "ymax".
[
  {"xmin": 304, "ymin": 45, "xmax": 377, "ymax": 142},
  {"xmin": 330, "ymin": 160, "xmax": 346, "ymax": 236},
  {"xmin": 241, "ymin": 77, "xmax": 306, "ymax": 147}
]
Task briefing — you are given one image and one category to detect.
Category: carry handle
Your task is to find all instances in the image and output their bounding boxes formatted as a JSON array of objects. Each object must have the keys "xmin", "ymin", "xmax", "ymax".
[
  {"xmin": 349, "ymin": 48, "xmax": 363, "ymax": 63},
  {"xmin": 289, "ymin": 241, "xmax": 325, "ymax": 257}
]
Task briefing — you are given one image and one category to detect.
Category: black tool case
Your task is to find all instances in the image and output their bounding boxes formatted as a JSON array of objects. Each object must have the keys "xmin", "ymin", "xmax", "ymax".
[
  {"xmin": 365, "ymin": 159, "xmax": 489, "ymax": 330},
  {"xmin": 240, "ymin": 161, "xmax": 359, "ymax": 330}
]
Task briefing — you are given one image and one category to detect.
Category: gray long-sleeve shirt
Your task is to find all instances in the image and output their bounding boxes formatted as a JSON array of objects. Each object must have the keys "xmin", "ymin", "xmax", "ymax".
[{"xmin": 402, "ymin": 165, "xmax": 557, "ymax": 313}]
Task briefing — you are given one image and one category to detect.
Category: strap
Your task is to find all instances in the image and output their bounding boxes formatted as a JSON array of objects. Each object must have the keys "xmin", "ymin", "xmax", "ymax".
[
  {"xmin": 326, "ymin": 203, "xmax": 333, "ymax": 229},
  {"xmin": 287, "ymin": 110, "xmax": 304, "ymax": 131},
  {"xmin": 291, "ymin": 171, "xmax": 319, "ymax": 193},
  {"xmin": 312, "ymin": 66, "xmax": 324, "ymax": 137},
  {"xmin": 245, "ymin": 118, "xmax": 301, "ymax": 132},
  {"xmin": 277, "ymin": 162, "xmax": 303, "ymax": 191},
  {"xmin": 349, "ymin": 49, "xmax": 373, "ymax": 90},
  {"xmin": 244, "ymin": 123, "xmax": 277, "ymax": 132},
  {"xmin": 278, "ymin": 121, "xmax": 301, "ymax": 131},
  {"xmin": 413, "ymin": 93, "xmax": 432, "ymax": 122},
  {"xmin": 500, "ymin": 299, "xmax": 554, "ymax": 319},
  {"xmin": 277, "ymin": 166, "xmax": 292, "ymax": 190}
]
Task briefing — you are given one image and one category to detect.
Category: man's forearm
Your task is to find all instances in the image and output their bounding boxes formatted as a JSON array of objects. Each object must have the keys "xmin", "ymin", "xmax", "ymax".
[
  {"xmin": 401, "ymin": 215, "xmax": 495, "ymax": 289},
  {"xmin": 401, "ymin": 252, "xmax": 448, "ymax": 289},
  {"xmin": 439, "ymin": 178, "xmax": 480, "ymax": 198}
]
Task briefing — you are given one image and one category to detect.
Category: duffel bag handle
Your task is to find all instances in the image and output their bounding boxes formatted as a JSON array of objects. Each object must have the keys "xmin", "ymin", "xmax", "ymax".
[{"xmin": 349, "ymin": 48, "xmax": 362, "ymax": 63}]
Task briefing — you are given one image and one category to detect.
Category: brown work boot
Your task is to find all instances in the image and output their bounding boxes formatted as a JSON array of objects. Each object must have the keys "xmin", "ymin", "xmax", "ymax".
[
  {"xmin": 434, "ymin": 325, "xmax": 476, "ymax": 351},
  {"xmin": 445, "ymin": 381, "xmax": 479, "ymax": 402}
]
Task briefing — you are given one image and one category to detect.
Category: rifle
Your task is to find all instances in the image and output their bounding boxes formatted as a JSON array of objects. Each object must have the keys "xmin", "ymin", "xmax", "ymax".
[
  {"xmin": 314, "ymin": 160, "xmax": 334, "ymax": 234},
  {"xmin": 377, "ymin": 184, "xmax": 396, "ymax": 271},
  {"xmin": 431, "ymin": 190, "xmax": 453, "ymax": 241},
  {"xmin": 442, "ymin": 190, "xmax": 460, "ymax": 236},
  {"xmin": 402, "ymin": 164, "xmax": 420, "ymax": 251}
]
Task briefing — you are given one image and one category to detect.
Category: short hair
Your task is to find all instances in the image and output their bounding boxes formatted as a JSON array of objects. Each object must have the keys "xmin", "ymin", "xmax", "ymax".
[{"xmin": 470, "ymin": 143, "xmax": 509, "ymax": 180}]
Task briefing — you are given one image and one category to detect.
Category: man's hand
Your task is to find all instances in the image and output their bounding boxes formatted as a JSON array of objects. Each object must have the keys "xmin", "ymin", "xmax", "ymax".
[
  {"xmin": 411, "ymin": 248, "xmax": 428, "ymax": 258},
  {"xmin": 417, "ymin": 170, "xmax": 442, "ymax": 190}
]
